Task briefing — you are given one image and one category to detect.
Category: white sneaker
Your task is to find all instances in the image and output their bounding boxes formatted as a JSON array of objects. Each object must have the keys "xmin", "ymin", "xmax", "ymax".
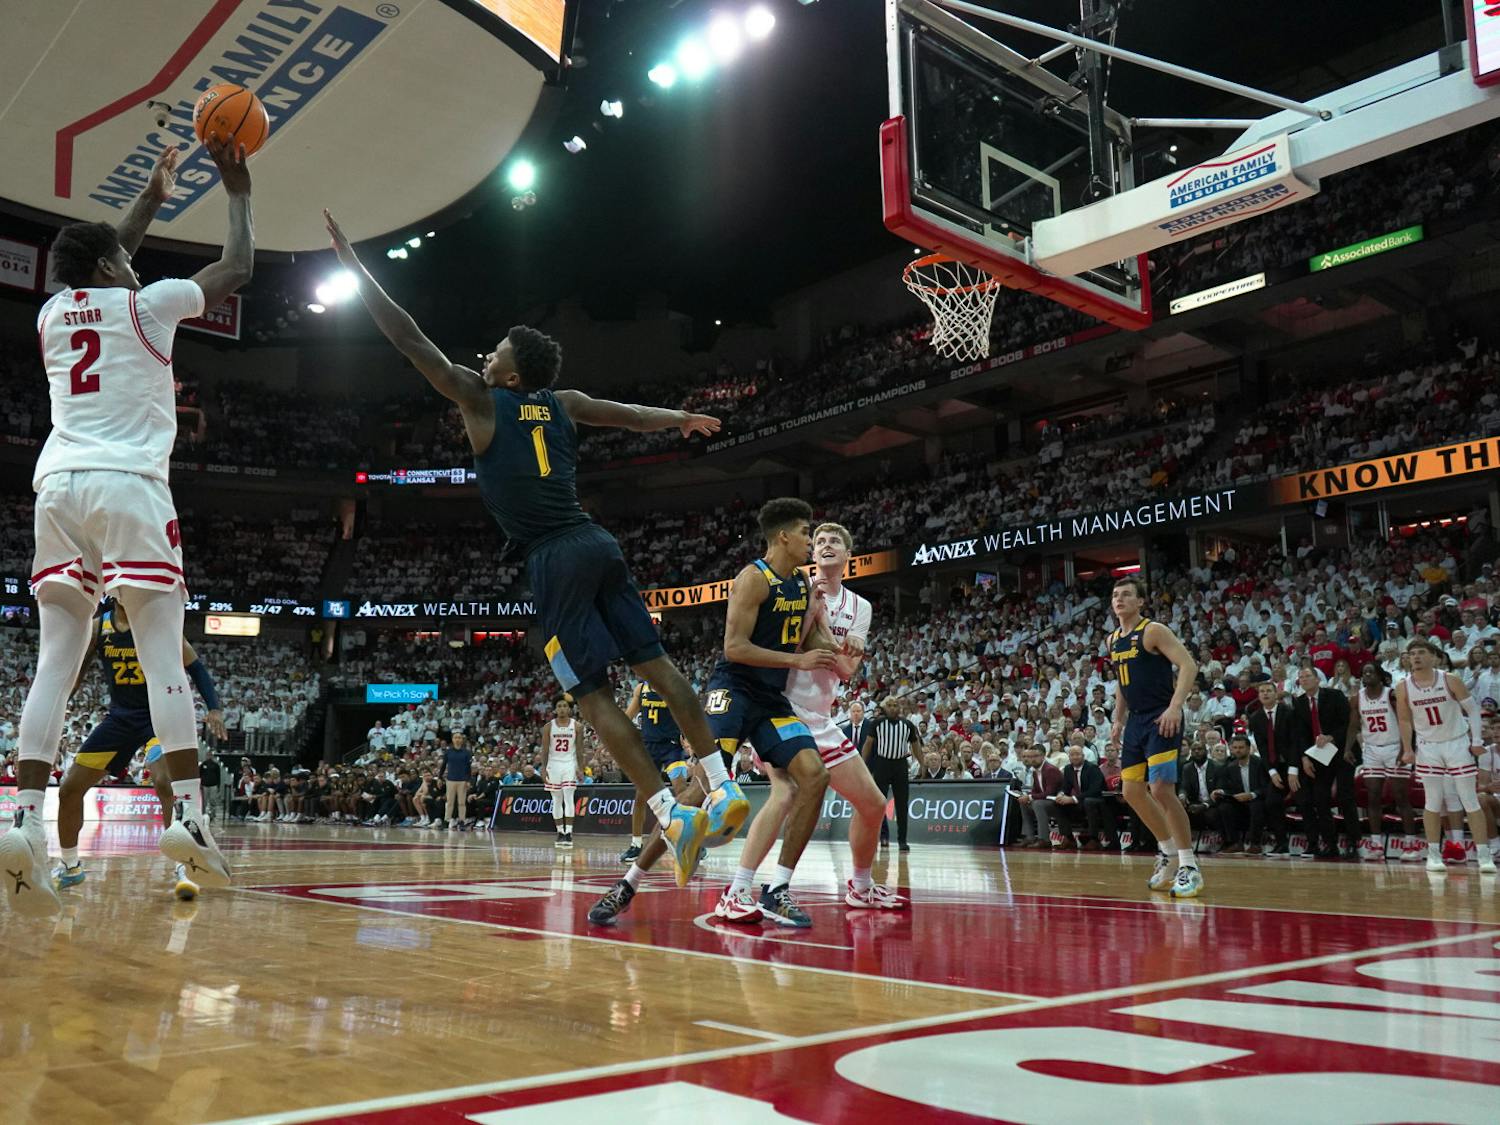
[
  {"xmin": 0, "ymin": 819, "xmax": 61, "ymax": 917},
  {"xmin": 714, "ymin": 886, "xmax": 763, "ymax": 923},
  {"xmin": 1480, "ymin": 851, "xmax": 1498, "ymax": 875},
  {"xmin": 1426, "ymin": 852, "xmax": 1447, "ymax": 873},
  {"xmin": 1399, "ymin": 836, "xmax": 1423, "ymax": 862},
  {"xmin": 1359, "ymin": 837, "xmax": 1385, "ymax": 862},
  {"xmin": 845, "ymin": 879, "xmax": 909, "ymax": 909},
  {"xmin": 1147, "ymin": 852, "xmax": 1174, "ymax": 891},
  {"xmin": 159, "ymin": 810, "xmax": 232, "ymax": 889},
  {"xmin": 173, "ymin": 863, "xmax": 200, "ymax": 901}
]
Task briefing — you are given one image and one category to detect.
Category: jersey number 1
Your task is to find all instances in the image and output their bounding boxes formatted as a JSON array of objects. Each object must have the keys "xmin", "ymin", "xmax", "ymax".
[
  {"xmin": 70, "ymin": 328, "xmax": 101, "ymax": 395},
  {"xmin": 531, "ymin": 426, "xmax": 552, "ymax": 478}
]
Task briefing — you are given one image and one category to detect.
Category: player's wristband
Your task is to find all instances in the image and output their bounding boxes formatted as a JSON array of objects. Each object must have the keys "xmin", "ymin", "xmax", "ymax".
[{"xmin": 186, "ymin": 658, "xmax": 220, "ymax": 712}]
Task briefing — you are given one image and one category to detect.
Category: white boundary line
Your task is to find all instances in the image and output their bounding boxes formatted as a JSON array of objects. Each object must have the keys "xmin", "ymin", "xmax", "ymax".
[
  {"xmin": 208, "ymin": 926, "xmax": 1500, "ymax": 1125},
  {"xmin": 690, "ymin": 912, "xmax": 855, "ymax": 950},
  {"xmin": 232, "ymin": 887, "xmax": 1037, "ymax": 1002},
  {"xmin": 693, "ymin": 1020, "xmax": 792, "ymax": 1042}
]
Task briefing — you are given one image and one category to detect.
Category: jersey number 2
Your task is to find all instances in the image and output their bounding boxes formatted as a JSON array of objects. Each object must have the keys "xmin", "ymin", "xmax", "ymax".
[
  {"xmin": 531, "ymin": 426, "xmax": 552, "ymax": 478},
  {"xmin": 70, "ymin": 328, "xmax": 101, "ymax": 395}
]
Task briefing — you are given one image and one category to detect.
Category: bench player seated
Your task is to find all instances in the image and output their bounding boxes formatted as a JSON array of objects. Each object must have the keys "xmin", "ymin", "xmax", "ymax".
[{"xmin": 53, "ymin": 597, "xmax": 225, "ymax": 901}]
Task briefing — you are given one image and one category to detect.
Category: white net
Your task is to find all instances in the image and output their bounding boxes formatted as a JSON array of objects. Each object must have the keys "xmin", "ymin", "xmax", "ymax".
[{"xmin": 902, "ymin": 255, "xmax": 1001, "ymax": 361}]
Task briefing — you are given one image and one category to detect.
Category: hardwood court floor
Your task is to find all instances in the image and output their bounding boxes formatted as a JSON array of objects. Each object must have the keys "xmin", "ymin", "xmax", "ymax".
[{"xmin": 3, "ymin": 823, "xmax": 1498, "ymax": 1124}]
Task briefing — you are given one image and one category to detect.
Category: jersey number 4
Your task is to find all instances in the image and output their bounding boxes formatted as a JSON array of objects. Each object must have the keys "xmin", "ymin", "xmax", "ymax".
[{"xmin": 70, "ymin": 328, "xmax": 101, "ymax": 395}]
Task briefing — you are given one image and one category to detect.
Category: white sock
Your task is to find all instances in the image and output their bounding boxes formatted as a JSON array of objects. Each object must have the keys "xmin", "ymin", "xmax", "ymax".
[
  {"xmin": 1157, "ymin": 840, "xmax": 1171, "ymax": 857},
  {"xmin": 646, "ymin": 787, "xmax": 677, "ymax": 829},
  {"xmin": 852, "ymin": 866, "xmax": 873, "ymax": 892},
  {"xmin": 60, "ymin": 846, "xmax": 79, "ymax": 867},
  {"xmin": 623, "ymin": 863, "xmax": 645, "ymax": 889},
  {"xmin": 1479, "ymin": 843, "xmax": 1493, "ymax": 859},
  {"xmin": 699, "ymin": 751, "xmax": 730, "ymax": 792},
  {"xmin": 1429, "ymin": 841, "xmax": 1442, "ymax": 857},
  {"xmin": 771, "ymin": 864, "xmax": 795, "ymax": 890},
  {"xmin": 730, "ymin": 866, "xmax": 756, "ymax": 896},
  {"xmin": 171, "ymin": 778, "xmax": 203, "ymax": 817},
  {"xmin": 1177, "ymin": 848, "xmax": 1196, "ymax": 868},
  {"xmin": 1448, "ymin": 828, "xmax": 1464, "ymax": 843},
  {"xmin": 17, "ymin": 789, "xmax": 45, "ymax": 829},
  {"xmin": 631, "ymin": 835, "xmax": 643, "ymax": 848},
  {"xmin": 563, "ymin": 825, "xmax": 572, "ymax": 836}
]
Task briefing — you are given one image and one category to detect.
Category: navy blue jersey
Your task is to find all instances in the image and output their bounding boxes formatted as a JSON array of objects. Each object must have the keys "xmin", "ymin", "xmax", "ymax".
[
  {"xmin": 1109, "ymin": 618, "xmax": 1176, "ymax": 716},
  {"xmin": 475, "ymin": 387, "xmax": 591, "ymax": 553},
  {"xmin": 98, "ymin": 611, "xmax": 149, "ymax": 712},
  {"xmin": 711, "ymin": 559, "xmax": 811, "ymax": 697},
  {"xmin": 638, "ymin": 685, "xmax": 680, "ymax": 741}
]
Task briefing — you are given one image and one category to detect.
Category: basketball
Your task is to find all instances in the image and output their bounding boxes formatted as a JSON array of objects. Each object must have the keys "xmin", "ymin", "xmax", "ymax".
[{"xmin": 192, "ymin": 83, "xmax": 269, "ymax": 156}]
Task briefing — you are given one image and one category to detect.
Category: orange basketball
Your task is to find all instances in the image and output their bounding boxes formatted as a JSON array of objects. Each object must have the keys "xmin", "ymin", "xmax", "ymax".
[{"xmin": 192, "ymin": 83, "xmax": 270, "ymax": 157}]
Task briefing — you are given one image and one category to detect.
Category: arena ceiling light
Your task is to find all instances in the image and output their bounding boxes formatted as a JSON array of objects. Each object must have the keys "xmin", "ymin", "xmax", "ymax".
[
  {"xmin": 745, "ymin": 6, "xmax": 776, "ymax": 40},
  {"xmin": 600, "ymin": 98, "xmax": 624, "ymax": 118},
  {"xmin": 676, "ymin": 36, "xmax": 712, "ymax": 81},
  {"xmin": 707, "ymin": 15, "xmax": 743, "ymax": 62},
  {"xmin": 506, "ymin": 159, "xmax": 537, "ymax": 191},
  {"xmin": 306, "ymin": 302, "xmax": 326, "ymax": 314},
  {"xmin": 564, "ymin": 136, "xmax": 587, "ymax": 154},
  {"xmin": 406, "ymin": 236, "xmax": 421, "ymax": 248},
  {"xmin": 648, "ymin": 62, "xmax": 678, "ymax": 88},
  {"xmin": 314, "ymin": 269, "xmax": 360, "ymax": 305}
]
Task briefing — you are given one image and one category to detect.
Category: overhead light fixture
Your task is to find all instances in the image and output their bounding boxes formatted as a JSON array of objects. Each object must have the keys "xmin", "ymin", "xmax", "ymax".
[
  {"xmin": 707, "ymin": 15, "xmax": 742, "ymax": 62},
  {"xmin": 714, "ymin": 319, "xmax": 722, "ymax": 326},
  {"xmin": 406, "ymin": 237, "xmax": 421, "ymax": 248},
  {"xmin": 306, "ymin": 303, "xmax": 326, "ymax": 314},
  {"xmin": 394, "ymin": 247, "xmax": 409, "ymax": 260},
  {"xmin": 426, "ymin": 231, "xmax": 436, "ymax": 238},
  {"xmin": 313, "ymin": 269, "xmax": 360, "ymax": 305},
  {"xmin": 648, "ymin": 62, "xmax": 678, "ymax": 88},
  {"xmin": 676, "ymin": 37, "xmax": 712, "ymax": 80},
  {"xmin": 564, "ymin": 136, "xmax": 588, "ymax": 154},
  {"xmin": 506, "ymin": 160, "xmax": 537, "ymax": 191},
  {"xmin": 745, "ymin": 6, "xmax": 776, "ymax": 40},
  {"xmin": 385, "ymin": 248, "xmax": 400, "ymax": 259},
  {"xmin": 600, "ymin": 98, "xmax": 624, "ymax": 118}
]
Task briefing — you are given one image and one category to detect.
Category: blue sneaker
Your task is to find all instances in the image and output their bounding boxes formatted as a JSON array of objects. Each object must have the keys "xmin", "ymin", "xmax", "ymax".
[
  {"xmin": 663, "ymin": 804, "xmax": 710, "ymax": 887},
  {"xmin": 664, "ymin": 760, "xmax": 693, "ymax": 787},
  {"xmin": 1169, "ymin": 864, "xmax": 1204, "ymax": 899},
  {"xmin": 759, "ymin": 883, "xmax": 812, "ymax": 929},
  {"xmin": 703, "ymin": 779, "xmax": 750, "ymax": 849},
  {"xmin": 52, "ymin": 862, "xmax": 86, "ymax": 890}
]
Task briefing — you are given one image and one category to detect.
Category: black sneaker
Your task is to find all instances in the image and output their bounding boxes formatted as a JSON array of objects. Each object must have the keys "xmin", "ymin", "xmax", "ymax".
[
  {"xmin": 618, "ymin": 844, "xmax": 642, "ymax": 863},
  {"xmin": 588, "ymin": 879, "xmax": 636, "ymax": 925},
  {"xmin": 759, "ymin": 883, "xmax": 812, "ymax": 929}
]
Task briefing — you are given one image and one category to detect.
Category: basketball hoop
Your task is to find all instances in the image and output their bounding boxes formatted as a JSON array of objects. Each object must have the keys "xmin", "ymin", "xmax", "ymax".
[{"xmin": 902, "ymin": 253, "xmax": 1001, "ymax": 361}]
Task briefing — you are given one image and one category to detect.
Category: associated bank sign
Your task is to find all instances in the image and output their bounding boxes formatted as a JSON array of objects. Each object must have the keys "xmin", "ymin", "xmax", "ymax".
[
  {"xmin": 366, "ymin": 683, "xmax": 439, "ymax": 705},
  {"xmin": 906, "ymin": 489, "xmax": 1240, "ymax": 568},
  {"xmin": 1308, "ymin": 225, "xmax": 1423, "ymax": 272}
]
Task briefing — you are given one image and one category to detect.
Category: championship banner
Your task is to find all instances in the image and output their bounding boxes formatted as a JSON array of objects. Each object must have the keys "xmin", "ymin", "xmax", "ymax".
[
  {"xmin": 0, "ymin": 786, "xmax": 163, "ymax": 823},
  {"xmin": 640, "ymin": 550, "xmax": 902, "ymax": 611},
  {"xmin": 906, "ymin": 488, "xmax": 1243, "ymax": 568},
  {"xmin": 0, "ymin": 236, "xmax": 42, "ymax": 292},
  {"xmin": 1267, "ymin": 436, "xmax": 1500, "ymax": 504},
  {"xmin": 490, "ymin": 782, "xmax": 1005, "ymax": 845},
  {"xmin": 182, "ymin": 293, "xmax": 242, "ymax": 340}
]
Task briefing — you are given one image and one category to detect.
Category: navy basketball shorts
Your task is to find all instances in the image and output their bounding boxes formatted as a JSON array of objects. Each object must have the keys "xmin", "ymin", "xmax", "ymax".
[
  {"xmin": 702, "ymin": 675, "xmax": 817, "ymax": 769},
  {"xmin": 527, "ymin": 523, "xmax": 665, "ymax": 697}
]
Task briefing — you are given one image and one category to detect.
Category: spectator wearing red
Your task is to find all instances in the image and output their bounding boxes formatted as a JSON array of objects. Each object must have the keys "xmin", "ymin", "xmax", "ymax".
[{"xmin": 1305, "ymin": 628, "xmax": 1341, "ymax": 679}]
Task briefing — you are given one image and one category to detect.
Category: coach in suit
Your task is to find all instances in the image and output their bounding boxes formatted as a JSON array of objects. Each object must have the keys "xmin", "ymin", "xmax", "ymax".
[
  {"xmin": 1055, "ymin": 746, "xmax": 1110, "ymax": 847},
  {"xmin": 1215, "ymin": 733, "xmax": 1274, "ymax": 851},
  {"xmin": 1244, "ymin": 681, "xmax": 1302, "ymax": 853},
  {"xmin": 1178, "ymin": 744, "xmax": 1222, "ymax": 838},
  {"xmin": 1290, "ymin": 668, "xmax": 1357, "ymax": 858}
]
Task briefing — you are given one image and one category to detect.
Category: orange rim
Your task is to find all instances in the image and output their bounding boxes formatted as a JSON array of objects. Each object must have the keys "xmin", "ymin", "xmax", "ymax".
[{"xmin": 902, "ymin": 252, "xmax": 1002, "ymax": 296}]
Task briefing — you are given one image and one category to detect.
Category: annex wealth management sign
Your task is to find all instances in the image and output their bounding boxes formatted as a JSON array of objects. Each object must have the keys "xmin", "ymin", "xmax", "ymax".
[
  {"xmin": 1268, "ymin": 436, "xmax": 1500, "ymax": 503},
  {"xmin": 639, "ymin": 550, "xmax": 902, "ymax": 611},
  {"xmin": 905, "ymin": 489, "xmax": 1242, "ymax": 568}
]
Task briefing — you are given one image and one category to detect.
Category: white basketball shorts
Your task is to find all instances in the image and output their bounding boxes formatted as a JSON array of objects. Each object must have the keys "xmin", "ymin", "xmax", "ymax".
[
  {"xmin": 32, "ymin": 470, "xmax": 184, "ymax": 602},
  {"xmin": 1415, "ymin": 734, "xmax": 1478, "ymax": 778},
  {"xmin": 545, "ymin": 760, "xmax": 577, "ymax": 790},
  {"xmin": 1360, "ymin": 741, "xmax": 1404, "ymax": 779},
  {"xmin": 791, "ymin": 703, "xmax": 861, "ymax": 770}
]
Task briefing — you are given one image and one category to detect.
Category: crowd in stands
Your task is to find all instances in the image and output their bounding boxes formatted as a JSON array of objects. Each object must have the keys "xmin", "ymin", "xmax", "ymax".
[
  {"xmin": 179, "ymin": 507, "xmax": 336, "ymax": 600},
  {"xmin": 346, "ymin": 516, "xmax": 523, "ymax": 602}
]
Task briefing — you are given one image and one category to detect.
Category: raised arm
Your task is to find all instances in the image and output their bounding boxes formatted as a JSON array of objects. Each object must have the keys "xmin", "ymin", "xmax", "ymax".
[
  {"xmin": 555, "ymin": 389, "xmax": 720, "ymax": 438},
  {"xmin": 624, "ymin": 682, "xmax": 644, "ymax": 721},
  {"xmin": 116, "ymin": 148, "xmax": 180, "ymax": 256},
  {"xmin": 190, "ymin": 139, "xmax": 254, "ymax": 310},
  {"xmin": 322, "ymin": 209, "xmax": 487, "ymax": 409}
]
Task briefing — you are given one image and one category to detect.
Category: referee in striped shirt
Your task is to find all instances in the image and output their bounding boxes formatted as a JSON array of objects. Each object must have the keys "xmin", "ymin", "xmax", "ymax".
[{"xmin": 862, "ymin": 696, "xmax": 919, "ymax": 851}]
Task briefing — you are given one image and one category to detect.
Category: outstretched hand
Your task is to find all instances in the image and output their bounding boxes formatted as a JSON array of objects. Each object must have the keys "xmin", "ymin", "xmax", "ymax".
[
  {"xmin": 148, "ymin": 147, "xmax": 182, "ymax": 203},
  {"xmin": 679, "ymin": 412, "xmax": 721, "ymax": 439},
  {"xmin": 323, "ymin": 209, "xmax": 360, "ymax": 269},
  {"xmin": 206, "ymin": 136, "xmax": 250, "ymax": 197}
]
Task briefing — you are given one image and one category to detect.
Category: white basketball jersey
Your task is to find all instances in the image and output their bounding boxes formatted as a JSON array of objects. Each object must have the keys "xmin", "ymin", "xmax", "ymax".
[
  {"xmin": 1356, "ymin": 686, "xmax": 1399, "ymax": 748},
  {"xmin": 34, "ymin": 280, "xmax": 204, "ymax": 489},
  {"xmin": 1406, "ymin": 672, "xmax": 1468, "ymax": 743},
  {"xmin": 786, "ymin": 585, "xmax": 872, "ymax": 715},
  {"xmin": 548, "ymin": 720, "xmax": 579, "ymax": 765}
]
